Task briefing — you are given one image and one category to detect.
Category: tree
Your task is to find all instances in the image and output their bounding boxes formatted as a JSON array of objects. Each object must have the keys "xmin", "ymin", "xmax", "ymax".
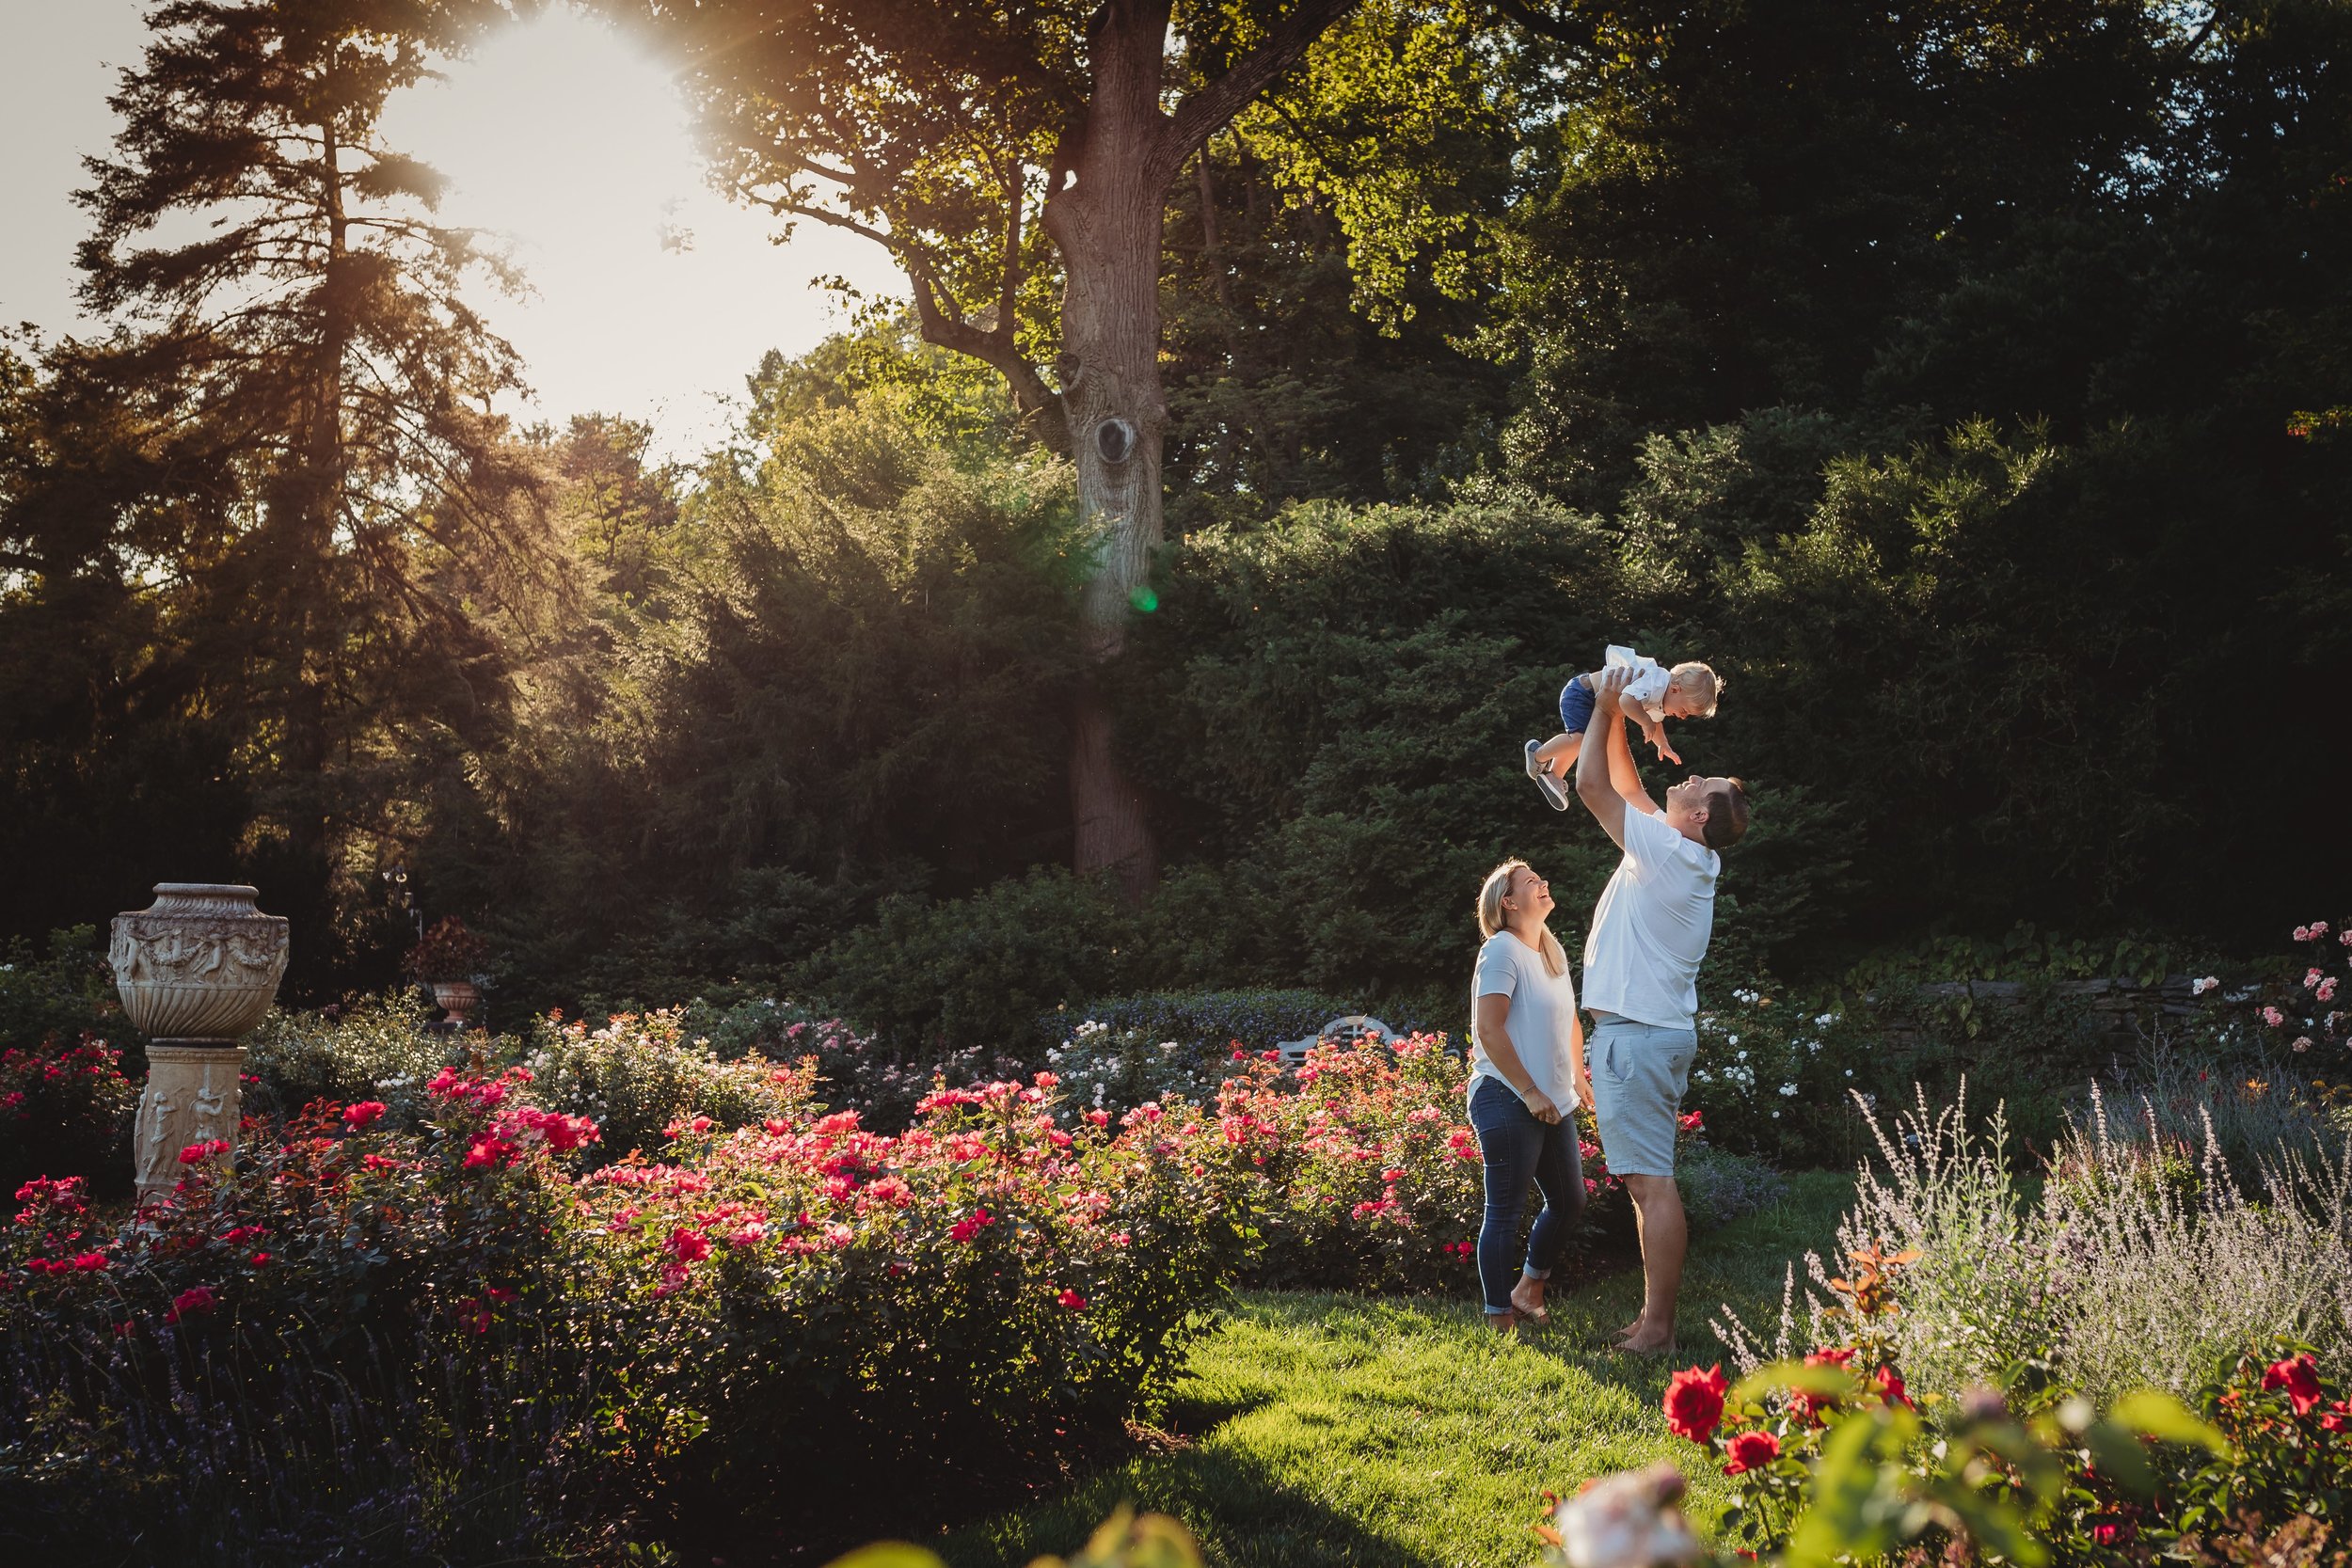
[
  {"xmin": 4, "ymin": 0, "xmax": 549, "ymax": 983},
  {"xmin": 627, "ymin": 0, "xmax": 1366, "ymax": 895}
]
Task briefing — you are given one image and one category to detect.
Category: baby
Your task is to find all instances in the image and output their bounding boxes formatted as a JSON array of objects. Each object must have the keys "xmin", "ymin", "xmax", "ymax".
[{"xmin": 1524, "ymin": 646, "xmax": 1721, "ymax": 811}]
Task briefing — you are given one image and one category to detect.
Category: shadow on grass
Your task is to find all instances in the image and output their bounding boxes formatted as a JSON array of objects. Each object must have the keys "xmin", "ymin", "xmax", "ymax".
[
  {"xmin": 943, "ymin": 1435, "xmax": 1441, "ymax": 1568},
  {"xmin": 939, "ymin": 1173, "xmax": 1857, "ymax": 1568}
]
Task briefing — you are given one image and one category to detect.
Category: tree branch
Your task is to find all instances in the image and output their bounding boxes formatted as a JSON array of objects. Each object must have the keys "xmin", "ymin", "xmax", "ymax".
[
  {"xmin": 1484, "ymin": 0, "xmax": 1605, "ymax": 51},
  {"xmin": 1155, "ymin": 0, "xmax": 1363, "ymax": 180}
]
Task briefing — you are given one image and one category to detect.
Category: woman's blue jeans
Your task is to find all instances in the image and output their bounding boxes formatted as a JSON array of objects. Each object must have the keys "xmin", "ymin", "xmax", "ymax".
[{"xmin": 1469, "ymin": 1075, "xmax": 1587, "ymax": 1316}]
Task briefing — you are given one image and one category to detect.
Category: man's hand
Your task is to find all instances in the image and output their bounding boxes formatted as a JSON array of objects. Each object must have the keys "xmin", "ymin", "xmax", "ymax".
[{"xmin": 1576, "ymin": 666, "xmax": 1647, "ymax": 846}]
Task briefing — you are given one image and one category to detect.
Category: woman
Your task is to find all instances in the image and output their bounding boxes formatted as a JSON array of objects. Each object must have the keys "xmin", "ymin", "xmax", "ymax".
[{"xmin": 1468, "ymin": 859, "xmax": 1593, "ymax": 1332}]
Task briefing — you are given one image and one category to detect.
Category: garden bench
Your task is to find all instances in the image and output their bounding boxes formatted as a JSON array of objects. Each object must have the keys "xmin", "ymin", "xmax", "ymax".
[{"xmin": 1274, "ymin": 1014, "xmax": 1394, "ymax": 1067}]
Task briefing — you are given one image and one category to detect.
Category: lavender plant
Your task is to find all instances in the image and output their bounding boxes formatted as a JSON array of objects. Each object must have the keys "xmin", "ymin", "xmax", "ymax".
[{"xmin": 1716, "ymin": 1082, "xmax": 2352, "ymax": 1403}]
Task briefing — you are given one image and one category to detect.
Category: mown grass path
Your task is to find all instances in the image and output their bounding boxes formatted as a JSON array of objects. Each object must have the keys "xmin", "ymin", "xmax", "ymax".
[{"xmin": 946, "ymin": 1173, "xmax": 1855, "ymax": 1568}]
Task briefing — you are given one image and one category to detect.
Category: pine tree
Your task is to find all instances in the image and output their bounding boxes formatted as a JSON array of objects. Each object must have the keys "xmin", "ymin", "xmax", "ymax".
[{"xmin": 23, "ymin": 0, "xmax": 550, "ymax": 979}]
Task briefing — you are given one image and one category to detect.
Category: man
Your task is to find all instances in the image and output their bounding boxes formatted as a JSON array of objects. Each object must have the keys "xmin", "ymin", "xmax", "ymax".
[{"xmin": 1571, "ymin": 664, "xmax": 1751, "ymax": 1354}]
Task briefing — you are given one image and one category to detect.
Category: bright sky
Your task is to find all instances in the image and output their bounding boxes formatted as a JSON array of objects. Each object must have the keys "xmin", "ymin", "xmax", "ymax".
[{"xmin": 0, "ymin": 0, "xmax": 905, "ymax": 458}]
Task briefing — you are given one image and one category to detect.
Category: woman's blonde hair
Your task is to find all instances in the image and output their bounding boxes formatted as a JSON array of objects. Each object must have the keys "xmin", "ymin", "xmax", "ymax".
[{"xmin": 1477, "ymin": 859, "xmax": 1568, "ymax": 977}]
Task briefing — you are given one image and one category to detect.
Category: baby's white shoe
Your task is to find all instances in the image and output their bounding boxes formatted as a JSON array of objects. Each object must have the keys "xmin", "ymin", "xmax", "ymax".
[{"xmin": 1525, "ymin": 740, "xmax": 1569, "ymax": 811}]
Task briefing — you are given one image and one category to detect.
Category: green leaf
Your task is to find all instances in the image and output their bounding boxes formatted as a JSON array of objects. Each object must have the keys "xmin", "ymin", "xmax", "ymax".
[
  {"xmin": 1733, "ymin": 1359, "xmax": 1865, "ymax": 1403},
  {"xmin": 823, "ymin": 1546, "xmax": 946, "ymax": 1568},
  {"xmin": 1784, "ymin": 1412, "xmax": 1902, "ymax": 1568},
  {"xmin": 2082, "ymin": 1420, "xmax": 2161, "ymax": 1499},
  {"xmin": 2109, "ymin": 1389, "xmax": 2231, "ymax": 1454}
]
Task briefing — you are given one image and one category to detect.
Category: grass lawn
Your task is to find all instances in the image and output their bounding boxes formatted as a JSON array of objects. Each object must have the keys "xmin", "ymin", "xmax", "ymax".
[{"xmin": 942, "ymin": 1172, "xmax": 1855, "ymax": 1568}]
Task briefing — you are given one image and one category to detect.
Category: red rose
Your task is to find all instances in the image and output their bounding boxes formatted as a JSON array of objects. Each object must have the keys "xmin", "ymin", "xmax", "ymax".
[
  {"xmin": 2263, "ymin": 1353, "xmax": 2326, "ymax": 1417},
  {"xmin": 342, "ymin": 1101, "xmax": 388, "ymax": 1130},
  {"xmin": 1057, "ymin": 1288, "xmax": 1089, "ymax": 1311},
  {"xmin": 1723, "ymin": 1430, "xmax": 1782, "ymax": 1476},
  {"xmin": 70, "ymin": 1251, "xmax": 109, "ymax": 1272},
  {"xmin": 1664, "ymin": 1364, "xmax": 1730, "ymax": 1444},
  {"xmin": 166, "ymin": 1285, "xmax": 215, "ymax": 1322},
  {"xmin": 1874, "ymin": 1365, "xmax": 1913, "ymax": 1409}
]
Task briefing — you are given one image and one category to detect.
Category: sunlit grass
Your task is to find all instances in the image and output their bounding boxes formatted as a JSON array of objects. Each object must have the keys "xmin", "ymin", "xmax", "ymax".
[{"xmin": 944, "ymin": 1172, "xmax": 1856, "ymax": 1568}]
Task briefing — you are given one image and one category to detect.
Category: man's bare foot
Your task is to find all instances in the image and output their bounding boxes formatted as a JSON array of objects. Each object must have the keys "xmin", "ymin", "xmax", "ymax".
[
  {"xmin": 1611, "ymin": 1318, "xmax": 1644, "ymax": 1343},
  {"xmin": 1510, "ymin": 1278, "xmax": 1549, "ymax": 1322},
  {"xmin": 1613, "ymin": 1325, "xmax": 1677, "ymax": 1355}
]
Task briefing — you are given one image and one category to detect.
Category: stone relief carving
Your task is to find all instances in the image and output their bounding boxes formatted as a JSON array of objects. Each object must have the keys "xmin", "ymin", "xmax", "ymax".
[{"xmin": 112, "ymin": 885, "xmax": 288, "ymax": 1198}]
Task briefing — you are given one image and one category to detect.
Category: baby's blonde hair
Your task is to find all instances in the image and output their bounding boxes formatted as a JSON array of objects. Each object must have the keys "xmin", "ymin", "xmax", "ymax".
[
  {"xmin": 1476, "ymin": 860, "xmax": 1568, "ymax": 978},
  {"xmin": 1669, "ymin": 661, "xmax": 1722, "ymax": 718}
]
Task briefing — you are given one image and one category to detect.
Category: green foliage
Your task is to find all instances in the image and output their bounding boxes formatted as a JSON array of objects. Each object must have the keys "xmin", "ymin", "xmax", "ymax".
[
  {"xmin": 240, "ymin": 993, "xmax": 472, "ymax": 1128},
  {"xmin": 0, "ymin": 927, "xmax": 126, "ymax": 1060},
  {"xmin": 789, "ymin": 866, "xmax": 1136, "ymax": 1055},
  {"xmin": 520, "ymin": 1009, "xmax": 816, "ymax": 1162}
]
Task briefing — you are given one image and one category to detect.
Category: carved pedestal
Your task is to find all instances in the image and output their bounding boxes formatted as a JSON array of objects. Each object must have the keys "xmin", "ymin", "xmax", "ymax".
[
  {"xmin": 110, "ymin": 884, "xmax": 290, "ymax": 1201},
  {"xmin": 133, "ymin": 1043, "xmax": 247, "ymax": 1196}
]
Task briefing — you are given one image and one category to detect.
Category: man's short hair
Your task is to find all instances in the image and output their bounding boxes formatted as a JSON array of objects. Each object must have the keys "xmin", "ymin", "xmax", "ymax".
[{"xmin": 1702, "ymin": 777, "xmax": 1750, "ymax": 849}]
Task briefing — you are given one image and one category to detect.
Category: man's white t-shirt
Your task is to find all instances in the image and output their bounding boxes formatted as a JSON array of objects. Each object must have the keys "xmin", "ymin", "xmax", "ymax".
[
  {"xmin": 1581, "ymin": 804, "xmax": 1719, "ymax": 1031},
  {"xmin": 1470, "ymin": 932, "xmax": 1581, "ymax": 1111}
]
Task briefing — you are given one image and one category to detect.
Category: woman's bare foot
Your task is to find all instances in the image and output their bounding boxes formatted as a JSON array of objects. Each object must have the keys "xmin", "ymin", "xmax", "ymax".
[
  {"xmin": 1486, "ymin": 1310, "xmax": 1518, "ymax": 1336},
  {"xmin": 1510, "ymin": 1277, "xmax": 1549, "ymax": 1322}
]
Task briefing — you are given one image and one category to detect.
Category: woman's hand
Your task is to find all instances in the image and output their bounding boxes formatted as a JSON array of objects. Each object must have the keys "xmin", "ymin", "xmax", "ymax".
[{"xmin": 1521, "ymin": 1085, "xmax": 1563, "ymax": 1124}]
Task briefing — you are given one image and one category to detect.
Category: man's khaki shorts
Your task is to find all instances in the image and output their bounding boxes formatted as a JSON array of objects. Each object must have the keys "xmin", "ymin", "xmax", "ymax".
[{"xmin": 1588, "ymin": 1014, "xmax": 1697, "ymax": 1178}]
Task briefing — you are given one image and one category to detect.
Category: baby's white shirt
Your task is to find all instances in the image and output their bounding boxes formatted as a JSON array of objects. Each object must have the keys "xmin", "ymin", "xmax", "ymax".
[{"xmin": 1603, "ymin": 644, "xmax": 1673, "ymax": 722}]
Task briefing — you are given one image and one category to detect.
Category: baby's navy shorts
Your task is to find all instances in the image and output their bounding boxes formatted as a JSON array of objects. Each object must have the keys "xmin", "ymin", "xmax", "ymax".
[{"xmin": 1557, "ymin": 674, "xmax": 1596, "ymax": 736}]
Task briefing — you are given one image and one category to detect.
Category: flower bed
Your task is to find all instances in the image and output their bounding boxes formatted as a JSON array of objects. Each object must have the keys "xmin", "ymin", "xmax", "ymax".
[
  {"xmin": 0, "ymin": 1058, "xmax": 1256, "ymax": 1559},
  {"xmin": 1628, "ymin": 1253, "xmax": 2352, "ymax": 1568}
]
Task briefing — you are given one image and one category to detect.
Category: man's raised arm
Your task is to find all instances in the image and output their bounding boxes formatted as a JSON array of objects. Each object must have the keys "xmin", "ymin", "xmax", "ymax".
[
  {"xmin": 1575, "ymin": 667, "xmax": 1635, "ymax": 848},
  {"xmin": 1604, "ymin": 700, "xmax": 1661, "ymax": 817}
]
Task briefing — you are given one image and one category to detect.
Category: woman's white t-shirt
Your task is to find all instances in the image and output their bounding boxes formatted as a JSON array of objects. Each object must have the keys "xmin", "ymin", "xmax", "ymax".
[{"xmin": 1469, "ymin": 931, "xmax": 1581, "ymax": 1112}]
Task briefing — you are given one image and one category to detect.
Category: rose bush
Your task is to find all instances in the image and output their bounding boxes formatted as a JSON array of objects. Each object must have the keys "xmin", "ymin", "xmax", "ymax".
[
  {"xmin": 0, "ymin": 1052, "xmax": 1260, "ymax": 1558},
  {"xmin": 1659, "ymin": 1275, "xmax": 2345, "ymax": 1567},
  {"xmin": 0, "ymin": 1035, "xmax": 136, "ymax": 1198}
]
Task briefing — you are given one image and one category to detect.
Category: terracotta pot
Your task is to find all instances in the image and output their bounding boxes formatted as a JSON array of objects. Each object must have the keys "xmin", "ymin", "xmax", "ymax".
[
  {"xmin": 432, "ymin": 979, "xmax": 482, "ymax": 1027},
  {"xmin": 110, "ymin": 883, "xmax": 289, "ymax": 1198}
]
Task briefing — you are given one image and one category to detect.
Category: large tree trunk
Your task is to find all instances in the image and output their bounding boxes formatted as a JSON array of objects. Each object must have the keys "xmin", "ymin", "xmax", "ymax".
[{"xmin": 1043, "ymin": 2, "xmax": 1177, "ymax": 900}]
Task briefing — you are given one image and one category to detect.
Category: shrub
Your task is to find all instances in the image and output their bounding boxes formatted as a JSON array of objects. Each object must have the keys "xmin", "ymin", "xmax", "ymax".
[
  {"xmin": 1677, "ymin": 1235, "xmax": 2344, "ymax": 1568},
  {"xmin": 0, "ymin": 1053, "xmax": 1256, "ymax": 1558},
  {"xmin": 1736, "ymin": 1085, "xmax": 2352, "ymax": 1406},
  {"xmin": 788, "ymin": 866, "xmax": 1138, "ymax": 1055},
  {"xmin": 0, "ymin": 1036, "xmax": 136, "ymax": 1199},
  {"xmin": 402, "ymin": 915, "xmax": 490, "ymax": 983},
  {"xmin": 1052, "ymin": 989, "xmax": 1364, "ymax": 1055},
  {"xmin": 0, "ymin": 927, "xmax": 127, "ymax": 1060},
  {"xmin": 1685, "ymin": 987, "xmax": 1875, "ymax": 1168},
  {"xmin": 1184, "ymin": 1035, "xmax": 1769, "ymax": 1292},
  {"xmin": 677, "ymin": 993, "xmax": 1021, "ymax": 1127},
  {"xmin": 240, "ymin": 993, "xmax": 474, "ymax": 1128},
  {"xmin": 570, "ymin": 1069, "xmax": 1254, "ymax": 1544},
  {"xmin": 1039, "ymin": 990, "xmax": 1370, "ymax": 1116},
  {"xmin": 521, "ymin": 1008, "xmax": 818, "ymax": 1160}
]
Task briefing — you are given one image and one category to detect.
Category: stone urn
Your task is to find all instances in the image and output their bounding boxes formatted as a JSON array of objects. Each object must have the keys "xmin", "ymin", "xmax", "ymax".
[
  {"xmin": 110, "ymin": 884, "xmax": 289, "ymax": 1199},
  {"xmin": 431, "ymin": 979, "xmax": 481, "ymax": 1028}
]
